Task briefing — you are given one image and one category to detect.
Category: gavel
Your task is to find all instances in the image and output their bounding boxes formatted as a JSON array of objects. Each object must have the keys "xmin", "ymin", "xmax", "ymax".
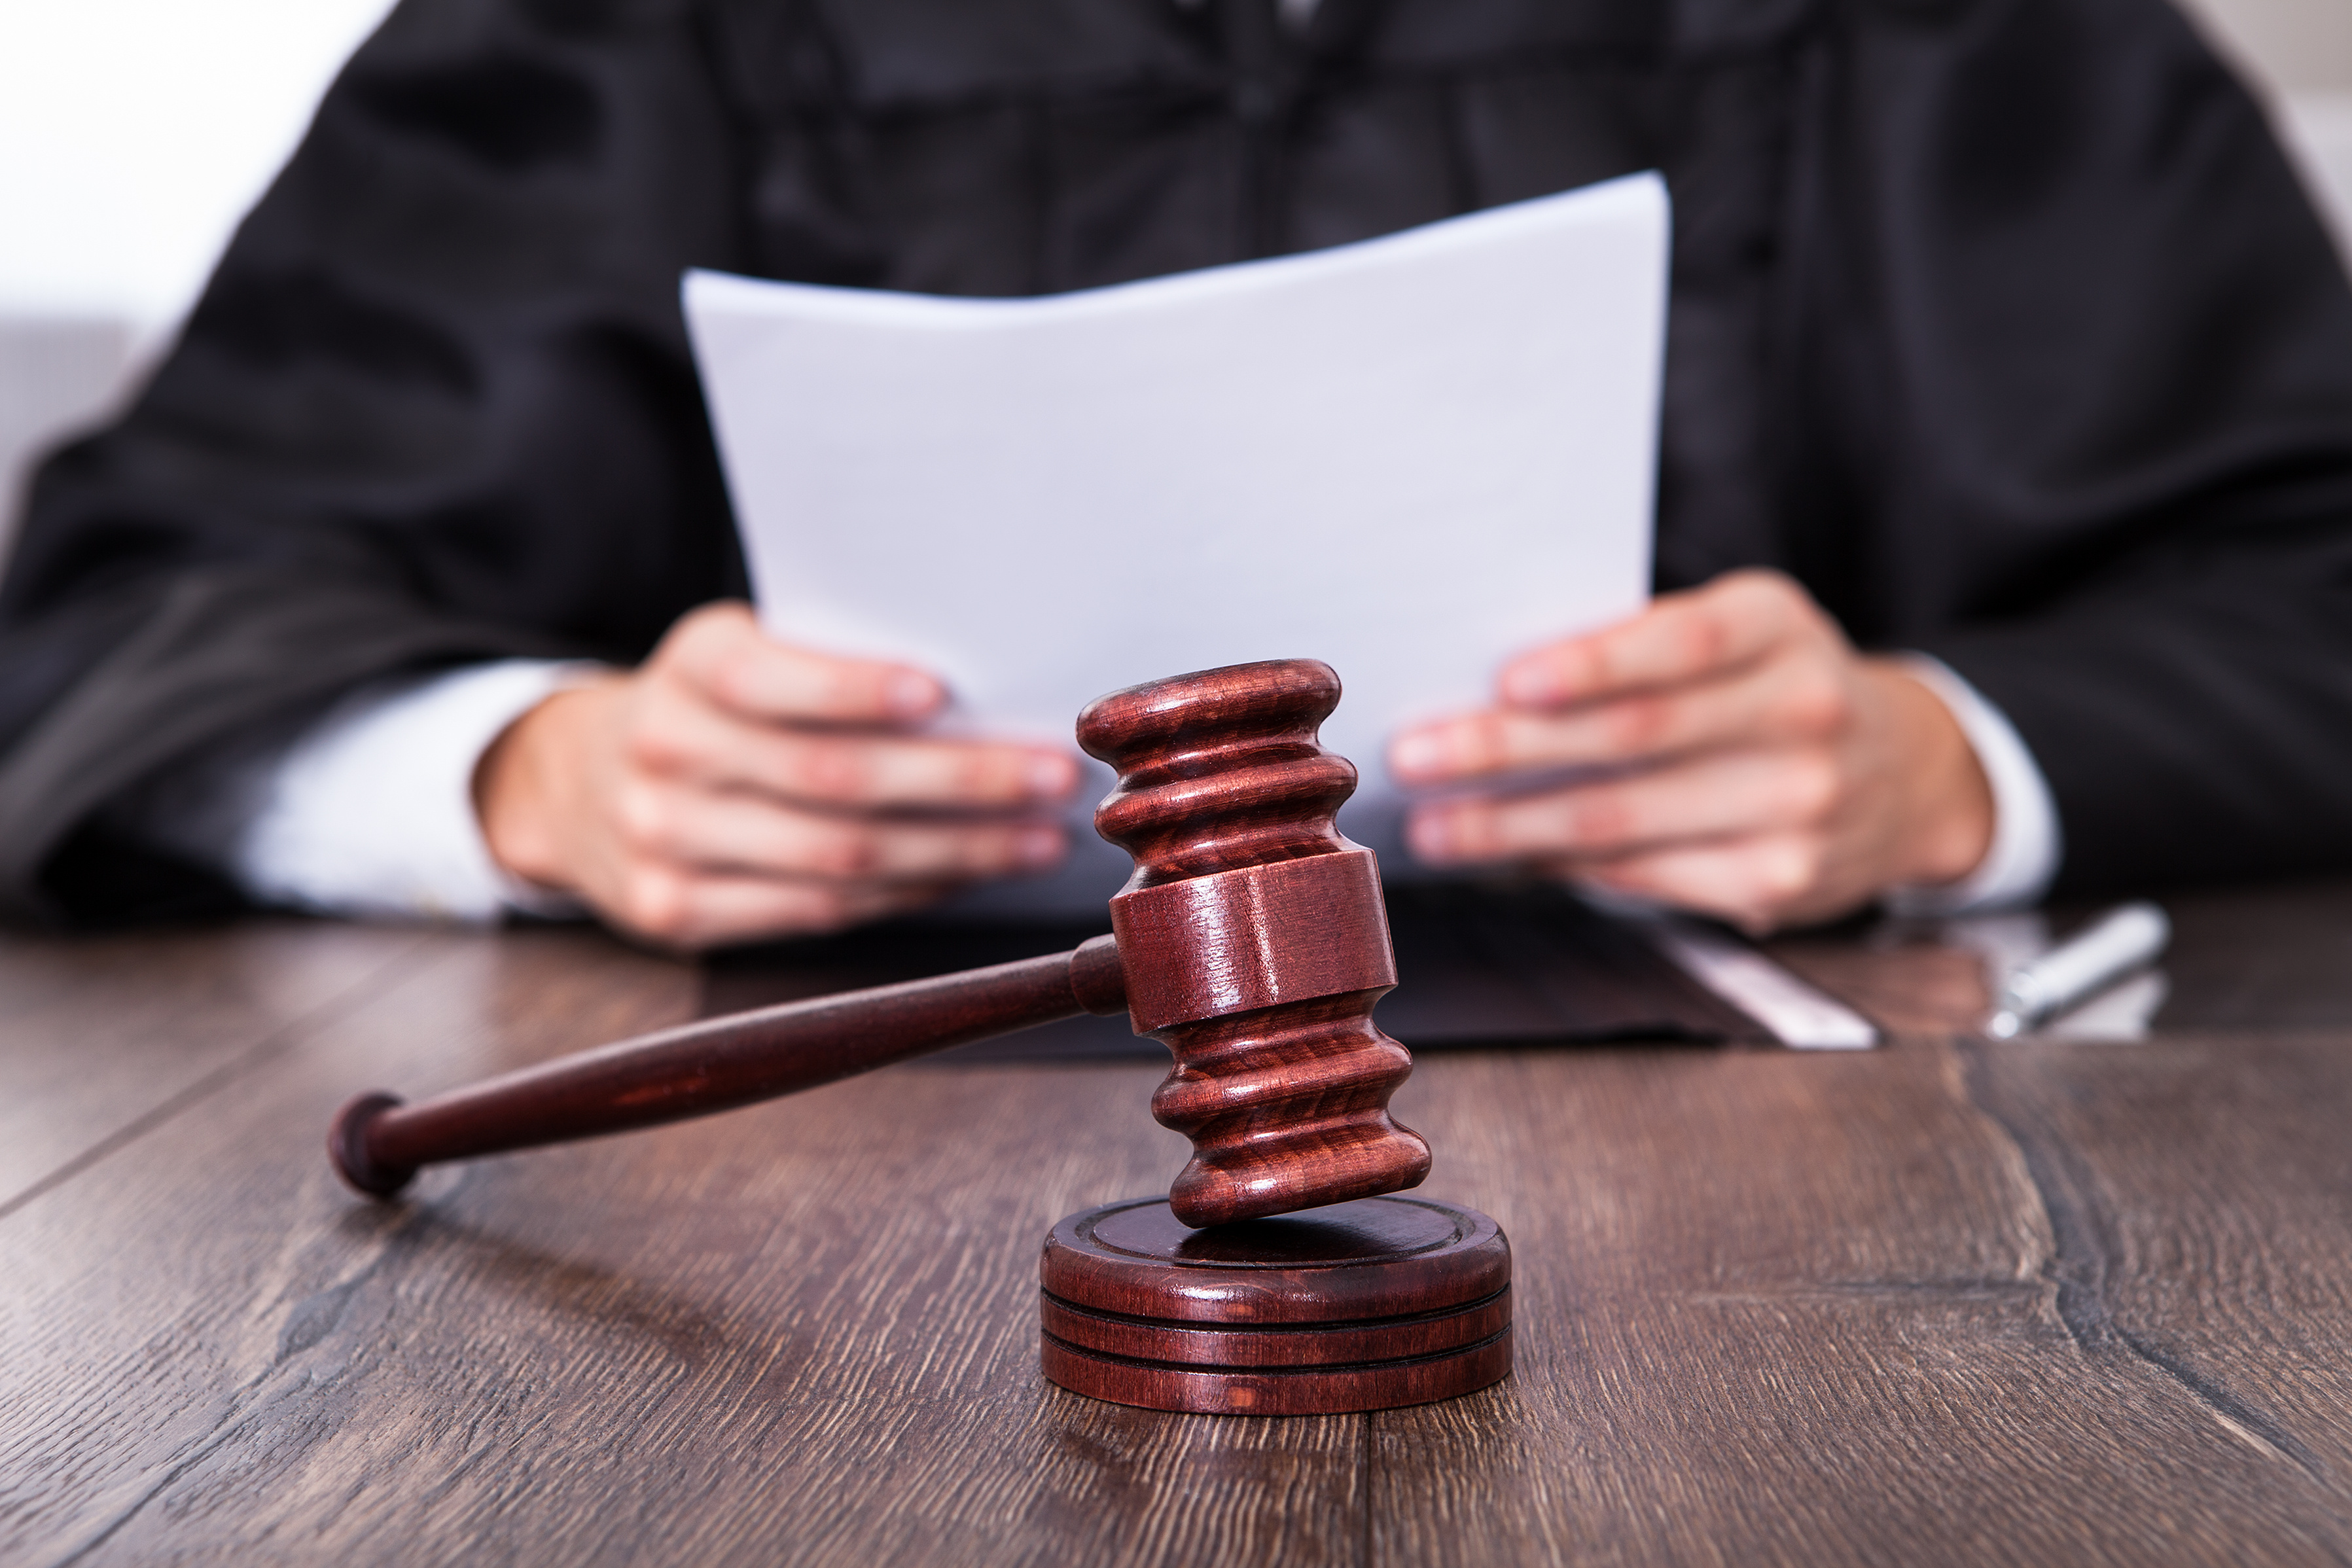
[
  {"xmin": 329, "ymin": 658, "xmax": 1433, "ymax": 1228},
  {"xmin": 328, "ymin": 657, "xmax": 1512, "ymax": 1416}
]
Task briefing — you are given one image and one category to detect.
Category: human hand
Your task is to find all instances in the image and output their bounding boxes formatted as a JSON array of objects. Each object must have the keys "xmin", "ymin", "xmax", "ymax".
[
  {"xmin": 1387, "ymin": 569, "xmax": 1993, "ymax": 932},
  {"xmin": 474, "ymin": 602, "xmax": 1079, "ymax": 949}
]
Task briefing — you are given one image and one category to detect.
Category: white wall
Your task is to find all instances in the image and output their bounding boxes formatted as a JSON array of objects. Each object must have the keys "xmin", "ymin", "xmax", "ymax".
[
  {"xmin": 0, "ymin": 0, "xmax": 399, "ymax": 544},
  {"xmin": 2176, "ymin": 0, "xmax": 2352, "ymax": 91},
  {"xmin": 2277, "ymin": 98, "xmax": 2352, "ymax": 257},
  {"xmin": 2177, "ymin": 0, "xmax": 2352, "ymax": 257},
  {"xmin": 0, "ymin": 0, "xmax": 401, "ymax": 328}
]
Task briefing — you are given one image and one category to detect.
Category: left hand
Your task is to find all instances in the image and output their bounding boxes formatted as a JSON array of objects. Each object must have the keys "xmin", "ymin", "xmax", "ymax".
[{"xmin": 1387, "ymin": 569, "xmax": 1995, "ymax": 932}]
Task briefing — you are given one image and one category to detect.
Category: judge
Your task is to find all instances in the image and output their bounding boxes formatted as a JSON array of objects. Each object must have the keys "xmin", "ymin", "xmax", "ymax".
[{"xmin": 4, "ymin": 0, "xmax": 2351, "ymax": 948}]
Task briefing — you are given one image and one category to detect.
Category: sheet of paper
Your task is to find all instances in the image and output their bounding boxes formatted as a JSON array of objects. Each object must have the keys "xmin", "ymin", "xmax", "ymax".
[{"xmin": 685, "ymin": 172, "xmax": 1668, "ymax": 915}]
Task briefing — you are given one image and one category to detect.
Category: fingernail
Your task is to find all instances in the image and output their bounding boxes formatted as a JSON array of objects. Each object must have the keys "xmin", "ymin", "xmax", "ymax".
[
  {"xmin": 1017, "ymin": 827, "xmax": 1065, "ymax": 867},
  {"xmin": 1502, "ymin": 664, "xmax": 1561, "ymax": 707},
  {"xmin": 1391, "ymin": 731, "xmax": 1447, "ymax": 780},
  {"xmin": 1408, "ymin": 812, "xmax": 1454, "ymax": 862},
  {"xmin": 886, "ymin": 671, "xmax": 940, "ymax": 717},
  {"xmin": 1029, "ymin": 755, "xmax": 1078, "ymax": 796}
]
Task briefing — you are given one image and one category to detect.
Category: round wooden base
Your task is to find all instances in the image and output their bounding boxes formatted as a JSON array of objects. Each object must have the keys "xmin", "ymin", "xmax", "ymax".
[{"xmin": 1040, "ymin": 1194, "xmax": 1511, "ymax": 1415}]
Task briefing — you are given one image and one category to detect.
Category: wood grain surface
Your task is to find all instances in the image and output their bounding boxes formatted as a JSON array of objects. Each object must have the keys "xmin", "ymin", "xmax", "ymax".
[
  {"xmin": 5, "ymin": 882, "xmax": 2351, "ymax": 1565},
  {"xmin": 0, "ymin": 922, "xmax": 430, "ymax": 1213}
]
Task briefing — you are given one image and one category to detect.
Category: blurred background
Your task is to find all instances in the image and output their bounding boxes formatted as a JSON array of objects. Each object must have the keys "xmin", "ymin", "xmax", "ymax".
[{"xmin": 1, "ymin": 0, "xmax": 2348, "ymax": 566}]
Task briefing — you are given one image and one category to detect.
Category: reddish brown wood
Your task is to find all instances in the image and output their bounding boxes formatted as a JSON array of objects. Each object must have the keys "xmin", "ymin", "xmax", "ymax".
[
  {"xmin": 1039, "ymin": 1291, "xmax": 1512, "ymax": 1368},
  {"xmin": 1043, "ymin": 1189, "xmax": 1509, "ymax": 1322},
  {"xmin": 329, "ymin": 658, "xmax": 1427, "ymax": 1229},
  {"xmin": 1080, "ymin": 659, "xmax": 1431, "ymax": 1226},
  {"xmin": 329, "ymin": 935, "xmax": 1125, "ymax": 1197},
  {"xmin": 19, "ymin": 886, "xmax": 2352, "ymax": 1558},
  {"xmin": 1038, "ymin": 1195, "xmax": 1512, "ymax": 1414}
]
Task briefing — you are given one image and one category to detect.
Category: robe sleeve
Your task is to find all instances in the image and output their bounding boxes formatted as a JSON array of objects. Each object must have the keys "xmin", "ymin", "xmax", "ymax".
[
  {"xmin": 0, "ymin": 0, "xmax": 750, "ymax": 923},
  {"xmin": 1813, "ymin": 0, "xmax": 2352, "ymax": 895}
]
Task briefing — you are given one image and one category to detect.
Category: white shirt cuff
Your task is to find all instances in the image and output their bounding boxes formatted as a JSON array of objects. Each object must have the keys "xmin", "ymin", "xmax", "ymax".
[
  {"xmin": 1883, "ymin": 654, "xmax": 2063, "ymax": 916},
  {"xmin": 228, "ymin": 659, "xmax": 599, "ymax": 923}
]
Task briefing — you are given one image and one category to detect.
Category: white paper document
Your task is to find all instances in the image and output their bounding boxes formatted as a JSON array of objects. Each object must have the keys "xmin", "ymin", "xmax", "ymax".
[{"xmin": 685, "ymin": 173, "xmax": 1669, "ymax": 914}]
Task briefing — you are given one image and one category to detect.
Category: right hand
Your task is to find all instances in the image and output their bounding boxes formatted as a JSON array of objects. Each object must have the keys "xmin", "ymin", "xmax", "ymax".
[{"xmin": 474, "ymin": 601, "xmax": 1080, "ymax": 950}]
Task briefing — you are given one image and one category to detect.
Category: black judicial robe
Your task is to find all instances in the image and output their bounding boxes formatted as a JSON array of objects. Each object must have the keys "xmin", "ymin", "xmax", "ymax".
[{"xmin": 6, "ymin": 0, "xmax": 2352, "ymax": 923}]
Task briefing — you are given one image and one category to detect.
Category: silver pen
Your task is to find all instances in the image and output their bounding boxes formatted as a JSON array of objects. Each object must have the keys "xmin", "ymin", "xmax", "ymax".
[{"xmin": 1984, "ymin": 901, "xmax": 2170, "ymax": 1039}]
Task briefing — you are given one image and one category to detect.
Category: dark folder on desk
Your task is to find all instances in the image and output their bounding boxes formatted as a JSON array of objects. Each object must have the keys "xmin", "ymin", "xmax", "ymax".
[{"xmin": 703, "ymin": 882, "xmax": 1773, "ymax": 1057}]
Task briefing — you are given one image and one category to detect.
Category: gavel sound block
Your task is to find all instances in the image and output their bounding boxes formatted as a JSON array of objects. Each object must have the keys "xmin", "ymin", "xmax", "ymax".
[{"xmin": 327, "ymin": 659, "xmax": 1510, "ymax": 1414}]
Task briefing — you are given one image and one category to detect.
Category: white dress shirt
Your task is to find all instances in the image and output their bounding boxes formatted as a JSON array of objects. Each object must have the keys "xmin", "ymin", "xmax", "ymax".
[
  {"xmin": 1883, "ymin": 654, "xmax": 2061, "ymax": 915},
  {"xmin": 119, "ymin": 659, "xmax": 593, "ymax": 923}
]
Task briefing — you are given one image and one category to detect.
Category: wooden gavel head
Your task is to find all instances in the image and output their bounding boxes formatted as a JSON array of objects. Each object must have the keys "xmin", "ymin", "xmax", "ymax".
[{"xmin": 1080, "ymin": 658, "xmax": 1431, "ymax": 1227}]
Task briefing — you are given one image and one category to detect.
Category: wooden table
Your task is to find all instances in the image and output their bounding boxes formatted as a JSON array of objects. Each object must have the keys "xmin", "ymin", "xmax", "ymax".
[{"xmin": 7, "ymin": 882, "xmax": 2352, "ymax": 1565}]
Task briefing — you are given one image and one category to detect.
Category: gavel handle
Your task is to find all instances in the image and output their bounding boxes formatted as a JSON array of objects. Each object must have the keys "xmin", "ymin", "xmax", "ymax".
[{"xmin": 329, "ymin": 933, "xmax": 1128, "ymax": 1199}]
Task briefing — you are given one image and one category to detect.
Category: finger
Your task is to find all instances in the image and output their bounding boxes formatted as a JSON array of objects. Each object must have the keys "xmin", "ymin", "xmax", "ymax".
[
  {"xmin": 601, "ymin": 870, "xmax": 950, "ymax": 952},
  {"xmin": 1390, "ymin": 657, "xmax": 1848, "ymax": 783},
  {"xmin": 629, "ymin": 696, "xmax": 1080, "ymax": 808},
  {"xmin": 1496, "ymin": 569, "xmax": 1823, "ymax": 710},
  {"xmin": 1564, "ymin": 834, "xmax": 1832, "ymax": 933},
  {"xmin": 658, "ymin": 602, "xmax": 946, "ymax": 724},
  {"xmin": 1404, "ymin": 749, "xmax": 1840, "ymax": 864},
  {"xmin": 614, "ymin": 784, "xmax": 1071, "ymax": 883}
]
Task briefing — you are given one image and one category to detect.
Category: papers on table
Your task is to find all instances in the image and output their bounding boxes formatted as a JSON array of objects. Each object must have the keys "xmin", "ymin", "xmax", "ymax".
[{"xmin": 685, "ymin": 172, "xmax": 1669, "ymax": 914}]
